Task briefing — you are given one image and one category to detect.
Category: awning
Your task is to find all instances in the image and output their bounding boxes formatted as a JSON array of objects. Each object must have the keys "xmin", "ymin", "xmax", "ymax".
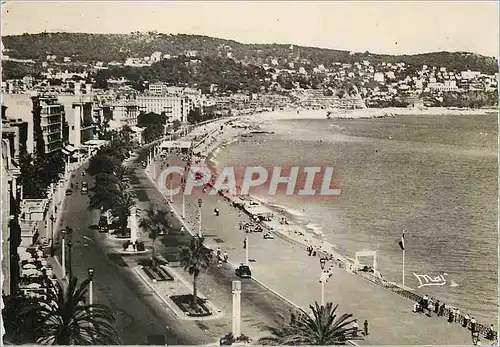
[
  {"xmin": 159, "ymin": 140, "xmax": 192, "ymax": 149},
  {"xmin": 61, "ymin": 145, "xmax": 76, "ymax": 155},
  {"xmin": 84, "ymin": 139, "xmax": 109, "ymax": 147},
  {"xmin": 130, "ymin": 126, "xmax": 145, "ymax": 133}
]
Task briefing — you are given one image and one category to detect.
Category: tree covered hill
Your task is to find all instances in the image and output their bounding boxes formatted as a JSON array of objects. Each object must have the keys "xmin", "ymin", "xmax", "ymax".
[{"xmin": 2, "ymin": 32, "xmax": 498, "ymax": 74}]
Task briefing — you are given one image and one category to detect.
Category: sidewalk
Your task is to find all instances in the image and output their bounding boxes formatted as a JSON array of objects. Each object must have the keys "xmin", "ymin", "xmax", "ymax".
[{"xmin": 148, "ymin": 155, "xmax": 474, "ymax": 345}]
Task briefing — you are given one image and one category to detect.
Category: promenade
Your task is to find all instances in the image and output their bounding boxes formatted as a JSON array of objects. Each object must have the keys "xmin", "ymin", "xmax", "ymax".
[{"xmin": 148, "ymin": 145, "xmax": 476, "ymax": 344}]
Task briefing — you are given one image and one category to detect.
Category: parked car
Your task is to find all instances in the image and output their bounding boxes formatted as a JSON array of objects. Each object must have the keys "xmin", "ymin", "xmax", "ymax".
[
  {"xmin": 235, "ymin": 264, "xmax": 252, "ymax": 278},
  {"xmin": 65, "ymin": 189, "xmax": 73, "ymax": 196},
  {"xmin": 98, "ymin": 215, "xmax": 108, "ymax": 232}
]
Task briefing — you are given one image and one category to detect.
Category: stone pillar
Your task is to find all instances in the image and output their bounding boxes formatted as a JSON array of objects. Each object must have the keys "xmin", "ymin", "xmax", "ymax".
[{"xmin": 232, "ymin": 281, "xmax": 241, "ymax": 338}]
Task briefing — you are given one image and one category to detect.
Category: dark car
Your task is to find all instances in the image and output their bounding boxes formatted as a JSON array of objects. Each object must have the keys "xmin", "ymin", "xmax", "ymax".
[
  {"xmin": 235, "ymin": 264, "xmax": 252, "ymax": 278},
  {"xmin": 65, "ymin": 189, "xmax": 73, "ymax": 196},
  {"xmin": 81, "ymin": 182, "xmax": 88, "ymax": 194},
  {"xmin": 98, "ymin": 215, "xmax": 108, "ymax": 232}
]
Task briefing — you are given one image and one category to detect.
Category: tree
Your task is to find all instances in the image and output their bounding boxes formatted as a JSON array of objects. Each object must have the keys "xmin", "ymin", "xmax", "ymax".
[
  {"xmin": 178, "ymin": 236, "xmax": 214, "ymax": 308},
  {"xmin": 87, "ymin": 154, "xmax": 121, "ymax": 176},
  {"xmin": 111, "ymin": 190, "xmax": 136, "ymax": 235},
  {"xmin": 139, "ymin": 205, "xmax": 172, "ymax": 268},
  {"xmin": 259, "ymin": 302, "xmax": 356, "ymax": 345},
  {"xmin": 29, "ymin": 277, "xmax": 121, "ymax": 345}
]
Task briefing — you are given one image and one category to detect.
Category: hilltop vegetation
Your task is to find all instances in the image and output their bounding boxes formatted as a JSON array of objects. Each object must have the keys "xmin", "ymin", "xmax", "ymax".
[{"xmin": 2, "ymin": 32, "xmax": 498, "ymax": 74}]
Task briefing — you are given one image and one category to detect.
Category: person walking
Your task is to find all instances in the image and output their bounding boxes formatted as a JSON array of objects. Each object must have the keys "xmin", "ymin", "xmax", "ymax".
[
  {"xmin": 471, "ymin": 317, "xmax": 477, "ymax": 332},
  {"xmin": 486, "ymin": 324, "xmax": 495, "ymax": 340},
  {"xmin": 464, "ymin": 314, "xmax": 470, "ymax": 328},
  {"xmin": 472, "ymin": 330, "xmax": 480, "ymax": 345},
  {"xmin": 363, "ymin": 320, "xmax": 369, "ymax": 336},
  {"xmin": 423, "ymin": 294, "xmax": 429, "ymax": 310},
  {"xmin": 434, "ymin": 300, "xmax": 440, "ymax": 314},
  {"xmin": 352, "ymin": 320, "xmax": 359, "ymax": 337},
  {"xmin": 439, "ymin": 303, "xmax": 445, "ymax": 317}
]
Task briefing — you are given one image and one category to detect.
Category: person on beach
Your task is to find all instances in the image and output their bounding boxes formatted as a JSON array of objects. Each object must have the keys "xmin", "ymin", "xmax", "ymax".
[
  {"xmin": 413, "ymin": 302, "xmax": 419, "ymax": 313},
  {"xmin": 352, "ymin": 320, "xmax": 359, "ymax": 337},
  {"xmin": 434, "ymin": 300, "xmax": 440, "ymax": 314},
  {"xmin": 223, "ymin": 251, "xmax": 228, "ymax": 262},
  {"xmin": 363, "ymin": 320, "xmax": 369, "ymax": 336},
  {"xmin": 216, "ymin": 247, "xmax": 221, "ymax": 259},
  {"xmin": 217, "ymin": 258, "xmax": 223, "ymax": 268},
  {"xmin": 455, "ymin": 308, "xmax": 460, "ymax": 323}
]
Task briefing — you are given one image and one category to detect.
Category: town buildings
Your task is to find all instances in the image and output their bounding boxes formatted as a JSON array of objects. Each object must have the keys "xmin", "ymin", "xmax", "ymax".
[
  {"xmin": 31, "ymin": 95, "xmax": 66, "ymax": 156},
  {"xmin": 1, "ymin": 105, "xmax": 23, "ymax": 296}
]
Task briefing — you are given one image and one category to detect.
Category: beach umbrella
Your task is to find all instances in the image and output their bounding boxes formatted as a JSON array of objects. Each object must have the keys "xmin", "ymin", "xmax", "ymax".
[
  {"xmin": 22, "ymin": 263, "xmax": 37, "ymax": 270},
  {"xmin": 22, "ymin": 268, "xmax": 42, "ymax": 277},
  {"xmin": 25, "ymin": 282, "xmax": 42, "ymax": 289}
]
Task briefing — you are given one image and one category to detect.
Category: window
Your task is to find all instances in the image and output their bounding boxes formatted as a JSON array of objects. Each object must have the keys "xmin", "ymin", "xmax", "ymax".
[{"xmin": 72, "ymin": 126, "xmax": 75, "ymax": 130}]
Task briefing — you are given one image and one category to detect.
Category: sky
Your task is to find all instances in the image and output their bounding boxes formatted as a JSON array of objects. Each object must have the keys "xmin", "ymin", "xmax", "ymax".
[{"xmin": 1, "ymin": 1, "xmax": 499, "ymax": 57}]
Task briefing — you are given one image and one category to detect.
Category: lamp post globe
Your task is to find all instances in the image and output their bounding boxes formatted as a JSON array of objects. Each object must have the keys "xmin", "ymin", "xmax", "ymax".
[
  {"xmin": 320, "ymin": 257, "xmax": 326, "ymax": 270},
  {"xmin": 88, "ymin": 267, "xmax": 94, "ymax": 280}
]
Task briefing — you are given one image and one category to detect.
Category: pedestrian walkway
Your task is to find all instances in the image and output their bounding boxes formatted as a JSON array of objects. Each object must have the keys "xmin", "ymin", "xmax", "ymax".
[{"xmin": 148, "ymin": 155, "xmax": 475, "ymax": 345}]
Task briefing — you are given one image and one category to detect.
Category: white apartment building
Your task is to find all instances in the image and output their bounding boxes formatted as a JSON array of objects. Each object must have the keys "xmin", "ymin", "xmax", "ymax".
[
  {"xmin": 374, "ymin": 72, "xmax": 385, "ymax": 82},
  {"xmin": 135, "ymin": 95, "xmax": 188, "ymax": 122},
  {"xmin": 461, "ymin": 70, "xmax": 481, "ymax": 80},
  {"xmin": 69, "ymin": 100, "xmax": 95, "ymax": 148},
  {"xmin": 428, "ymin": 80, "xmax": 459, "ymax": 92},
  {"xmin": 112, "ymin": 103, "xmax": 139, "ymax": 126},
  {"xmin": 32, "ymin": 95, "xmax": 65, "ymax": 155}
]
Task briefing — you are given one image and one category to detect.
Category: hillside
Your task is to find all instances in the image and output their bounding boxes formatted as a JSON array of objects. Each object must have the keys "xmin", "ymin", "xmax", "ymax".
[{"xmin": 2, "ymin": 32, "xmax": 498, "ymax": 74}]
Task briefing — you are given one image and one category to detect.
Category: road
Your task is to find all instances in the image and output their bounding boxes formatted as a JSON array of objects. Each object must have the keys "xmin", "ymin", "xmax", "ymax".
[
  {"xmin": 54, "ymin": 166, "xmax": 209, "ymax": 345},
  {"xmin": 52, "ymin": 145, "xmax": 295, "ymax": 344}
]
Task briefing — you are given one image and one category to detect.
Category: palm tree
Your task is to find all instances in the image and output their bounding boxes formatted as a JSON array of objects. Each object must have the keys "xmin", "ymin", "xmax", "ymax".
[
  {"xmin": 178, "ymin": 236, "xmax": 214, "ymax": 308},
  {"xmin": 139, "ymin": 205, "xmax": 172, "ymax": 268},
  {"xmin": 111, "ymin": 190, "xmax": 136, "ymax": 235},
  {"xmin": 259, "ymin": 302, "xmax": 356, "ymax": 345},
  {"xmin": 30, "ymin": 277, "xmax": 121, "ymax": 345}
]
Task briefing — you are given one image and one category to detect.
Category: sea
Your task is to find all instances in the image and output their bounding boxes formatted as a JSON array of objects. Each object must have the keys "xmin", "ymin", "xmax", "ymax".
[{"xmin": 213, "ymin": 111, "xmax": 498, "ymax": 324}]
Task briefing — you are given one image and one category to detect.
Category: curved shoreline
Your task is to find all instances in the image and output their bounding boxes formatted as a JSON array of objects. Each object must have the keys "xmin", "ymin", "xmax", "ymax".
[{"xmin": 187, "ymin": 112, "xmax": 497, "ymax": 332}]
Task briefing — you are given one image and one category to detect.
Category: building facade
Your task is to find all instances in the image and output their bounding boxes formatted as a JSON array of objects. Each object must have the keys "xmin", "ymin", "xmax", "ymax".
[
  {"xmin": 2, "ymin": 105, "xmax": 22, "ymax": 296},
  {"xmin": 69, "ymin": 100, "xmax": 95, "ymax": 148},
  {"xmin": 31, "ymin": 95, "xmax": 66, "ymax": 155},
  {"xmin": 135, "ymin": 94, "xmax": 188, "ymax": 122}
]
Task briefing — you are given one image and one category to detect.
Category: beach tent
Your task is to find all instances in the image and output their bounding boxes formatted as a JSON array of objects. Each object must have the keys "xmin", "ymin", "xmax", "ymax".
[
  {"xmin": 22, "ymin": 263, "xmax": 37, "ymax": 269},
  {"xmin": 159, "ymin": 140, "xmax": 193, "ymax": 149}
]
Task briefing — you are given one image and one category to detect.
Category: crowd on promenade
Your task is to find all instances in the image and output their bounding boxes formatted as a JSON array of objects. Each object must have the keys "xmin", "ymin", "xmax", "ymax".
[
  {"xmin": 151, "ymin": 118, "xmax": 497, "ymax": 345},
  {"xmin": 412, "ymin": 294, "xmax": 496, "ymax": 345}
]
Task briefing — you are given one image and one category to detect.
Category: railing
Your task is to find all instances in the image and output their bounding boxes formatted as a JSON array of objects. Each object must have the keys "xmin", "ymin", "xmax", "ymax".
[{"xmin": 356, "ymin": 272, "xmax": 497, "ymax": 340}]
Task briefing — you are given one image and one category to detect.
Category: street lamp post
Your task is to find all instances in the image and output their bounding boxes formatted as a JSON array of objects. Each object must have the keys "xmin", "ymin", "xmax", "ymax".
[
  {"xmin": 88, "ymin": 268, "xmax": 94, "ymax": 307},
  {"xmin": 68, "ymin": 240, "xmax": 73, "ymax": 281},
  {"xmin": 181, "ymin": 180, "xmax": 186, "ymax": 218},
  {"xmin": 61, "ymin": 229, "xmax": 66, "ymax": 279},
  {"xmin": 50, "ymin": 215, "xmax": 55, "ymax": 257},
  {"xmin": 66, "ymin": 226, "xmax": 74, "ymax": 281},
  {"xmin": 244, "ymin": 232, "xmax": 249, "ymax": 265},
  {"xmin": 198, "ymin": 198, "xmax": 203, "ymax": 237},
  {"xmin": 319, "ymin": 257, "xmax": 328, "ymax": 307}
]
